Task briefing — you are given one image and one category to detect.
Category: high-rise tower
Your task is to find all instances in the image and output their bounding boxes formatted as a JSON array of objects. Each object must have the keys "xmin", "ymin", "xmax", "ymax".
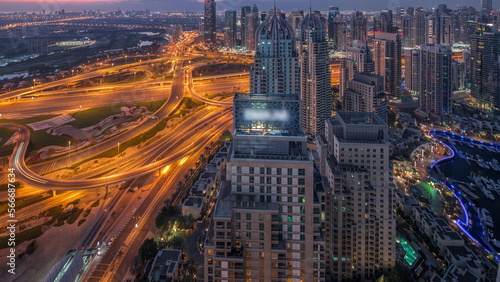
[
  {"xmin": 297, "ymin": 11, "xmax": 332, "ymax": 136},
  {"xmin": 481, "ymin": 0, "xmax": 493, "ymax": 22},
  {"xmin": 241, "ymin": 6, "xmax": 252, "ymax": 48},
  {"xmin": 224, "ymin": 10, "xmax": 237, "ymax": 48},
  {"xmin": 204, "ymin": 0, "xmax": 216, "ymax": 45},
  {"xmin": 250, "ymin": 7, "xmax": 299, "ymax": 95},
  {"xmin": 416, "ymin": 45, "xmax": 453, "ymax": 120},
  {"xmin": 471, "ymin": 23, "xmax": 500, "ymax": 109},
  {"xmin": 373, "ymin": 32, "xmax": 402, "ymax": 97},
  {"xmin": 350, "ymin": 11, "xmax": 368, "ymax": 42},
  {"xmin": 323, "ymin": 112, "xmax": 395, "ymax": 281},
  {"xmin": 204, "ymin": 93, "xmax": 326, "ymax": 281},
  {"xmin": 245, "ymin": 5, "xmax": 259, "ymax": 51}
]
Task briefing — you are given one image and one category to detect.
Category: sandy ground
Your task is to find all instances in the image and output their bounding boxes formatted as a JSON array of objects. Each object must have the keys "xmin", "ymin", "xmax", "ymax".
[{"xmin": 0, "ymin": 188, "xmax": 114, "ymax": 282}]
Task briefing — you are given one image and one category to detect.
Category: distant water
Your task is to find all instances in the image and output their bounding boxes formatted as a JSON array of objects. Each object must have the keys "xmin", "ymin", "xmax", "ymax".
[{"xmin": 437, "ymin": 138, "xmax": 500, "ymax": 240}]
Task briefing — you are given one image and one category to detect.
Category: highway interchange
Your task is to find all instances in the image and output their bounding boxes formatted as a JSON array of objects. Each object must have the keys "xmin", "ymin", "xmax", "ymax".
[{"xmin": 0, "ymin": 32, "xmax": 245, "ymax": 281}]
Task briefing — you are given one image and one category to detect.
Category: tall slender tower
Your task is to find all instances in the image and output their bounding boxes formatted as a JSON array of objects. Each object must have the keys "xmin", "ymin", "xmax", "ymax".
[
  {"xmin": 481, "ymin": 0, "xmax": 493, "ymax": 22},
  {"xmin": 204, "ymin": 0, "xmax": 216, "ymax": 45},
  {"xmin": 327, "ymin": 6, "xmax": 340, "ymax": 41},
  {"xmin": 419, "ymin": 45, "xmax": 452, "ymax": 120},
  {"xmin": 245, "ymin": 5, "xmax": 259, "ymax": 51},
  {"xmin": 350, "ymin": 11, "xmax": 368, "ymax": 42},
  {"xmin": 373, "ymin": 32, "xmax": 402, "ymax": 97},
  {"xmin": 471, "ymin": 23, "xmax": 500, "ymax": 109},
  {"xmin": 297, "ymin": 11, "xmax": 331, "ymax": 136},
  {"xmin": 204, "ymin": 93, "xmax": 326, "ymax": 281},
  {"xmin": 323, "ymin": 112, "xmax": 395, "ymax": 281},
  {"xmin": 250, "ymin": 7, "xmax": 299, "ymax": 95},
  {"xmin": 241, "ymin": 6, "xmax": 252, "ymax": 48},
  {"xmin": 224, "ymin": 10, "xmax": 237, "ymax": 48}
]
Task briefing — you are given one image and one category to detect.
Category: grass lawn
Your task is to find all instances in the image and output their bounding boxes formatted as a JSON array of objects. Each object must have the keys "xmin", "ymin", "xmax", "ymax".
[{"xmin": 5, "ymin": 99, "xmax": 167, "ymax": 157}]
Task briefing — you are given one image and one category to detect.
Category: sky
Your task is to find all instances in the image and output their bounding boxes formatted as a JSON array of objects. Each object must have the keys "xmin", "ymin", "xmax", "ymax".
[{"xmin": 0, "ymin": 0, "xmax": 496, "ymax": 13}]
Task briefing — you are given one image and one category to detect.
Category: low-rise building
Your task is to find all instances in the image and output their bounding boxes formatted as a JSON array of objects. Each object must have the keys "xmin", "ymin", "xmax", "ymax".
[{"xmin": 148, "ymin": 249, "xmax": 182, "ymax": 282}]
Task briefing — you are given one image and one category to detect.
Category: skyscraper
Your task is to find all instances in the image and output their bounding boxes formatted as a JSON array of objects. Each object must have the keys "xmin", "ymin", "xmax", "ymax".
[
  {"xmin": 470, "ymin": 23, "xmax": 500, "ymax": 109},
  {"xmin": 323, "ymin": 112, "xmax": 395, "ymax": 281},
  {"xmin": 224, "ymin": 10, "xmax": 237, "ymax": 49},
  {"xmin": 241, "ymin": 6, "xmax": 252, "ymax": 48},
  {"xmin": 204, "ymin": 0, "xmax": 216, "ymax": 45},
  {"xmin": 481, "ymin": 0, "xmax": 493, "ymax": 22},
  {"xmin": 330, "ymin": 16, "xmax": 347, "ymax": 52},
  {"xmin": 204, "ymin": 93, "xmax": 326, "ymax": 281},
  {"xmin": 297, "ymin": 11, "xmax": 332, "ymax": 136},
  {"xmin": 404, "ymin": 49, "xmax": 420, "ymax": 94},
  {"xmin": 342, "ymin": 72, "xmax": 388, "ymax": 122},
  {"xmin": 374, "ymin": 10, "xmax": 396, "ymax": 33},
  {"xmin": 327, "ymin": 6, "xmax": 340, "ymax": 40},
  {"xmin": 408, "ymin": 10, "xmax": 426, "ymax": 47},
  {"xmin": 373, "ymin": 32, "xmax": 402, "ymax": 97},
  {"xmin": 245, "ymin": 4, "xmax": 259, "ymax": 51},
  {"xmin": 250, "ymin": 8, "xmax": 299, "ymax": 95},
  {"xmin": 350, "ymin": 11, "xmax": 368, "ymax": 42},
  {"xmin": 418, "ymin": 45, "xmax": 453, "ymax": 119}
]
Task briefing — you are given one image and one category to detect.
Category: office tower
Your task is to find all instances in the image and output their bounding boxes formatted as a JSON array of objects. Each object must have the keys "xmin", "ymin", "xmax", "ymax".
[
  {"xmin": 241, "ymin": 6, "xmax": 251, "ymax": 48},
  {"xmin": 204, "ymin": 93, "xmax": 326, "ymax": 281},
  {"xmin": 425, "ymin": 15, "xmax": 437, "ymax": 44},
  {"xmin": 404, "ymin": 49, "xmax": 420, "ymax": 94},
  {"xmin": 224, "ymin": 10, "xmax": 237, "ymax": 49},
  {"xmin": 342, "ymin": 73, "xmax": 388, "ymax": 122},
  {"xmin": 250, "ymin": 8, "xmax": 299, "ymax": 95},
  {"xmin": 481, "ymin": 0, "xmax": 492, "ymax": 22},
  {"xmin": 330, "ymin": 16, "xmax": 347, "ymax": 52},
  {"xmin": 419, "ymin": 45, "xmax": 453, "ymax": 119},
  {"xmin": 402, "ymin": 16, "xmax": 412, "ymax": 48},
  {"xmin": 374, "ymin": 10, "xmax": 396, "ymax": 33},
  {"xmin": 350, "ymin": 11, "xmax": 368, "ymax": 42},
  {"xmin": 470, "ymin": 23, "xmax": 500, "ymax": 109},
  {"xmin": 453, "ymin": 10, "xmax": 474, "ymax": 43},
  {"xmin": 426, "ymin": 5, "xmax": 454, "ymax": 45},
  {"xmin": 245, "ymin": 5, "xmax": 259, "ymax": 51},
  {"xmin": 204, "ymin": 0, "xmax": 216, "ymax": 45},
  {"xmin": 323, "ymin": 112, "xmax": 395, "ymax": 281},
  {"xmin": 373, "ymin": 32, "xmax": 402, "ymax": 97},
  {"xmin": 288, "ymin": 10, "xmax": 304, "ymax": 33},
  {"xmin": 327, "ymin": 7, "xmax": 340, "ymax": 40},
  {"xmin": 297, "ymin": 11, "xmax": 332, "ymax": 136},
  {"xmin": 409, "ymin": 10, "xmax": 426, "ymax": 47}
]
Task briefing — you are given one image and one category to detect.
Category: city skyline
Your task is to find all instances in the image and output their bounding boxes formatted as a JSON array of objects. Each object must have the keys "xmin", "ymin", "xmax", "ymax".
[
  {"xmin": 0, "ymin": 0, "xmax": 499, "ymax": 13},
  {"xmin": 1, "ymin": 0, "xmax": 500, "ymax": 280}
]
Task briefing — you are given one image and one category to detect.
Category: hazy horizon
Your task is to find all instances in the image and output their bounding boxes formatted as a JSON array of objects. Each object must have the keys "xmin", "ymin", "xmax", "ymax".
[{"xmin": 0, "ymin": 0, "xmax": 497, "ymax": 13}]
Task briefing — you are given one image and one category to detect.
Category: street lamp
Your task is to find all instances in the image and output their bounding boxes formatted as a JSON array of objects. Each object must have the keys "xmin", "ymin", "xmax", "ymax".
[{"xmin": 67, "ymin": 141, "xmax": 71, "ymax": 168}]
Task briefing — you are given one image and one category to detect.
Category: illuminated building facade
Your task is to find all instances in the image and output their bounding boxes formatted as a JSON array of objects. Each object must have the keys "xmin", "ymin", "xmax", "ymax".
[
  {"xmin": 322, "ymin": 112, "xmax": 395, "ymax": 281},
  {"xmin": 297, "ymin": 11, "xmax": 331, "ymax": 136},
  {"xmin": 250, "ymin": 8, "xmax": 299, "ymax": 95},
  {"xmin": 204, "ymin": 93, "xmax": 326, "ymax": 281}
]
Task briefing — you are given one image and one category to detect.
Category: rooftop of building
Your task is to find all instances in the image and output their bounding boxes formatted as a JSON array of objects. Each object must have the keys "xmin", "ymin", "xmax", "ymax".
[
  {"xmin": 149, "ymin": 249, "xmax": 182, "ymax": 279},
  {"xmin": 336, "ymin": 111, "xmax": 386, "ymax": 126},
  {"xmin": 183, "ymin": 196, "xmax": 204, "ymax": 207}
]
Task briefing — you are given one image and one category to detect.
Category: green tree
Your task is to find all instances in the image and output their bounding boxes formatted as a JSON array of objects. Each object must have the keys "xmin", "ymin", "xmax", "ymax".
[{"xmin": 139, "ymin": 238, "xmax": 158, "ymax": 262}]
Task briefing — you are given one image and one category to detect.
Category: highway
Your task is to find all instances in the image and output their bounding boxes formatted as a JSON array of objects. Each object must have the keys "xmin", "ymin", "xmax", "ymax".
[{"xmin": 2, "ymin": 112, "xmax": 230, "ymax": 190}]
